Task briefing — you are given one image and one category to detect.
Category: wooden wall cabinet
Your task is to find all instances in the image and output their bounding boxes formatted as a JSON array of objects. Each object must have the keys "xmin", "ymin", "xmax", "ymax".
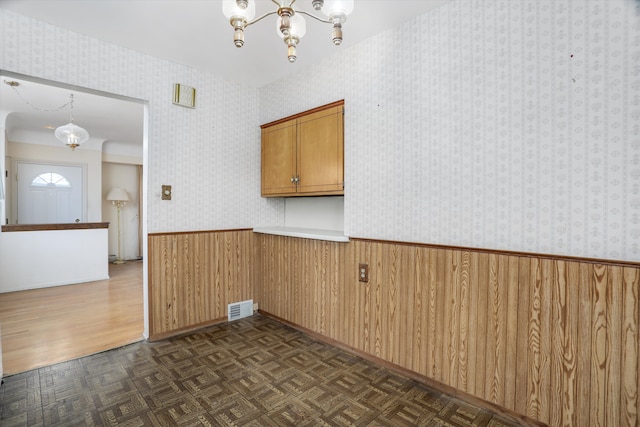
[{"xmin": 261, "ymin": 100, "xmax": 344, "ymax": 197}]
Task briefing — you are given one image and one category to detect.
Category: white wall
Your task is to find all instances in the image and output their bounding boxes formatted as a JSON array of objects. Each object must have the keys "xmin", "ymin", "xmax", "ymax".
[
  {"xmin": 1, "ymin": 113, "xmax": 6, "ymax": 221},
  {"xmin": 284, "ymin": 197, "xmax": 344, "ymax": 231},
  {"xmin": 259, "ymin": 0, "xmax": 640, "ymax": 263},
  {"xmin": 0, "ymin": 228, "xmax": 109, "ymax": 292},
  {"xmin": 0, "ymin": 8, "xmax": 283, "ymax": 234}
]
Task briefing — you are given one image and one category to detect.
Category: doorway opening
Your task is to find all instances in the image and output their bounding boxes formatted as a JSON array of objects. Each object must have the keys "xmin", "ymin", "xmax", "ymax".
[{"xmin": 0, "ymin": 71, "xmax": 150, "ymax": 372}]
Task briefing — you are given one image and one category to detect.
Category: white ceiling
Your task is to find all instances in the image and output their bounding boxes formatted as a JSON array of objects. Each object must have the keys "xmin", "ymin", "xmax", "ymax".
[
  {"xmin": 1, "ymin": 75, "xmax": 145, "ymax": 153},
  {"xmin": 0, "ymin": 0, "xmax": 450, "ymax": 150}
]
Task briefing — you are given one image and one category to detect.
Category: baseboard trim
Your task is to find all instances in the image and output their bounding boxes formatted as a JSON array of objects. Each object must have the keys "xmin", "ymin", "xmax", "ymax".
[{"xmin": 148, "ymin": 316, "xmax": 227, "ymax": 342}]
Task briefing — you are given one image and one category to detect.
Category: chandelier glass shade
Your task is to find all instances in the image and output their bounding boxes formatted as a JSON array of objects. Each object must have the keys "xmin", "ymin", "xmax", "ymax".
[
  {"xmin": 55, "ymin": 94, "xmax": 89, "ymax": 150},
  {"xmin": 55, "ymin": 123, "xmax": 89, "ymax": 151},
  {"xmin": 222, "ymin": 0, "xmax": 354, "ymax": 62}
]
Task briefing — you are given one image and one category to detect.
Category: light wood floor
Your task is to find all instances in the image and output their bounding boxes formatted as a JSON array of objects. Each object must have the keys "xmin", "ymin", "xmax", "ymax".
[{"xmin": 0, "ymin": 260, "xmax": 143, "ymax": 376}]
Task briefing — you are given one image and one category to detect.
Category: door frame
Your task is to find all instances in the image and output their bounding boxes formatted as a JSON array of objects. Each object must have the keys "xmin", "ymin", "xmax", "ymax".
[{"xmin": 1, "ymin": 69, "xmax": 150, "ymax": 341}]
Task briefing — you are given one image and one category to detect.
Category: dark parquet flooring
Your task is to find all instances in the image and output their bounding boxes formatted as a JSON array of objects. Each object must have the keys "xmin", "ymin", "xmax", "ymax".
[{"xmin": 1, "ymin": 315, "xmax": 521, "ymax": 426}]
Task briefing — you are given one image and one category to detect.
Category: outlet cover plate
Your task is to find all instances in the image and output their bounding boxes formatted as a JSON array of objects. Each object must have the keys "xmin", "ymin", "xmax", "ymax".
[{"xmin": 359, "ymin": 263, "xmax": 369, "ymax": 282}]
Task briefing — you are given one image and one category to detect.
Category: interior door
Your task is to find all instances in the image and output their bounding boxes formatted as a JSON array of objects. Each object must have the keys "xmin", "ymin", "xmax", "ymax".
[{"xmin": 17, "ymin": 162, "xmax": 84, "ymax": 224}]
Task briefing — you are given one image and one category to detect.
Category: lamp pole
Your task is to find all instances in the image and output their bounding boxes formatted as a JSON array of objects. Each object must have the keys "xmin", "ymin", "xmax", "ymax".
[
  {"xmin": 112, "ymin": 199, "xmax": 126, "ymax": 264},
  {"xmin": 107, "ymin": 187, "xmax": 129, "ymax": 264}
]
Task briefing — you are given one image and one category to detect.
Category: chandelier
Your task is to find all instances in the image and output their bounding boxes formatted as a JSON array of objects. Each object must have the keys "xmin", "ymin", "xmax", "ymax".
[
  {"xmin": 54, "ymin": 94, "xmax": 90, "ymax": 151},
  {"xmin": 4, "ymin": 80, "xmax": 89, "ymax": 151},
  {"xmin": 222, "ymin": 0, "xmax": 354, "ymax": 63}
]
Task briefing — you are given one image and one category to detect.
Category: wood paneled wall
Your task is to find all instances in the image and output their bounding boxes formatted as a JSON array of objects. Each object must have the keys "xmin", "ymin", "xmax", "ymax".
[
  {"xmin": 256, "ymin": 234, "xmax": 639, "ymax": 427},
  {"xmin": 146, "ymin": 229, "xmax": 638, "ymax": 426},
  {"xmin": 148, "ymin": 229, "xmax": 256, "ymax": 340}
]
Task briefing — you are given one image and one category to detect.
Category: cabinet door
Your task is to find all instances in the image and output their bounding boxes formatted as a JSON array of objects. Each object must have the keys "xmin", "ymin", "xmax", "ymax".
[
  {"xmin": 261, "ymin": 119, "xmax": 297, "ymax": 196},
  {"xmin": 296, "ymin": 105, "xmax": 344, "ymax": 195}
]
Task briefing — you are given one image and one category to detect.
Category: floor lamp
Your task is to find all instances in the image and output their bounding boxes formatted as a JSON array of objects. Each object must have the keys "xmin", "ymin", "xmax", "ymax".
[{"xmin": 107, "ymin": 187, "xmax": 129, "ymax": 264}]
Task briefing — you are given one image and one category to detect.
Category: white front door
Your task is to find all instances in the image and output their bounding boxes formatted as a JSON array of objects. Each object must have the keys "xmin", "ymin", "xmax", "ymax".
[{"xmin": 17, "ymin": 162, "xmax": 84, "ymax": 224}]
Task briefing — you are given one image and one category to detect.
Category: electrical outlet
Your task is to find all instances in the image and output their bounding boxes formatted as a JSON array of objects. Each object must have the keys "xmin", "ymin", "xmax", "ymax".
[
  {"xmin": 162, "ymin": 185, "xmax": 172, "ymax": 200},
  {"xmin": 359, "ymin": 263, "xmax": 369, "ymax": 283}
]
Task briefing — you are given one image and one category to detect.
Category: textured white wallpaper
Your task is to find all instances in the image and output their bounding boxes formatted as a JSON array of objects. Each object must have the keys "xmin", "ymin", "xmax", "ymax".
[
  {"xmin": 260, "ymin": 0, "xmax": 640, "ymax": 262},
  {"xmin": 2, "ymin": 0, "xmax": 639, "ymax": 262},
  {"xmin": 0, "ymin": 8, "xmax": 284, "ymax": 234}
]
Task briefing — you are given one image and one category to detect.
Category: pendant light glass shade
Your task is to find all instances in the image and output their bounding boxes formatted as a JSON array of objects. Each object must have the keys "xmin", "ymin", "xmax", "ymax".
[
  {"xmin": 276, "ymin": 12, "xmax": 307, "ymax": 40},
  {"xmin": 55, "ymin": 93, "xmax": 89, "ymax": 150},
  {"xmin": 222, "ymin": 0, "xmax": 255, "ymax": 21},
  {"xmin": 222, "ymin": 0, "xmax": 256, "ymax": 48},
  {"xmin": 277, "ymin": 12, "xmax": 306, "ymax": 62},
  {"xmin": 321, "ymin": 0, "xmax": 354, "ymax": 19},
  {"xmin": 55, "ymin": 123, "xmax": 89, "ymax": 151}
]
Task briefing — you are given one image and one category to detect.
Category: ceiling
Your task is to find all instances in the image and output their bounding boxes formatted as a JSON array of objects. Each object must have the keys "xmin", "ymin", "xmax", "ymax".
[
  {"xmin": 1, "ymin": 74, "xmax": 145, "ymax": 153},
  {"xmin": 0, "ymin": 0, "xmax": 450, "ymax": 151}
]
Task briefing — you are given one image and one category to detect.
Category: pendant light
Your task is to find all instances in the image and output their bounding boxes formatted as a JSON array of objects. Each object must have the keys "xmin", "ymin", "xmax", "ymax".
[{"xmin": 55, "ymin": 94, "xmax": 89, "ymax": 150}]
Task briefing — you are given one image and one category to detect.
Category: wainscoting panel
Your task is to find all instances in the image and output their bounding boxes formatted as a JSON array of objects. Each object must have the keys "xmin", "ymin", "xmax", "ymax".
[
  {"xmin": 255, "ymin": 234, "xmax": 639, "ymax": 427},
  {"xmin": 148, "ymin": 229, "xmax": 255, "ymax": 339}
]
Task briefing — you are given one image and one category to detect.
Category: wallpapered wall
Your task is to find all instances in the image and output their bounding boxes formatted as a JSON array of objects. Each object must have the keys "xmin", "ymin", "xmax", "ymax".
[
  {"xmin": 260, "ymin": 0, "xmax": 640, "ymax": 263},
  {"xmin": 2, "ymin": 0, "xmax": 639, "ymax": 263},
  {"xmin": 0, "ymin": 8, "xmax": 283, "ymax": 234}
]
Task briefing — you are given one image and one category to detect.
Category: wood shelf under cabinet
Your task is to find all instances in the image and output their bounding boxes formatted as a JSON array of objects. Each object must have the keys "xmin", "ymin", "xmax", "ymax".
[{"xmin": 261, "ymin": 100, "xmax": 344, "ymax": 197}]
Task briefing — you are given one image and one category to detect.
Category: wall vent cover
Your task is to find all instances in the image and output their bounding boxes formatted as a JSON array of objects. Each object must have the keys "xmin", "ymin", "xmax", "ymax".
[{"xmin": 228, "ymin": 299, "xmax": 253, "ymax": 322}]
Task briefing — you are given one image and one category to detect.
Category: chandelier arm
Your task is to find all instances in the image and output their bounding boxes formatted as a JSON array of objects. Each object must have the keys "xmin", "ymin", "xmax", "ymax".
[
  {"xmin": 295, "ymin": 10, "xmax": 331, "ymax": 24},
  {"xmin": 245, "ymin": 10, "xmax": 278, "ymax": 27},
  {"xmin": 267, "ymin": 0, "xmax": 298, "ymax": 7}
]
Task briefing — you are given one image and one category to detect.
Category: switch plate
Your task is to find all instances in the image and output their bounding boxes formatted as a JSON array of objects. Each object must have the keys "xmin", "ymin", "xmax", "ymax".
[{"xmin": 359, "ymin": 263, "xmax": 369, "ymax": 283}]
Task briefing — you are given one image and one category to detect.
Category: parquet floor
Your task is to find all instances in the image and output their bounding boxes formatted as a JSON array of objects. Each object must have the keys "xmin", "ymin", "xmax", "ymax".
[
  {"xmin": 0, "ymin": 261, "xmax": 144, "ymax": 375},
  {"xmin": 0, "ymin": 315, "xmax": 522, "ymax": 426}
]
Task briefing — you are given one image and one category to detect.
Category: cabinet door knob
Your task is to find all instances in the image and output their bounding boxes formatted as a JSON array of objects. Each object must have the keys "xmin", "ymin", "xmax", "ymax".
[{"xmin": 291, "ymin": 177, "xmax": 295, "ymax": 183}]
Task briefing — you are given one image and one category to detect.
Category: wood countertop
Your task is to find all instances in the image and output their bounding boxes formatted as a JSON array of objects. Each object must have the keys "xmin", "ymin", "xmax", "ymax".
[{"xmin": 2, "ymin": 222, "xmax": 110, "ymax": 232}]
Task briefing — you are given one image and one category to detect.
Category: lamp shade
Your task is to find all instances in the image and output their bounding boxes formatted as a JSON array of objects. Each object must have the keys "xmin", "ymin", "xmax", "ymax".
[
  {"xmin": 322, "ymin": 0, "xmax": 354, "ymax": 18},
  {"xmin": 107, "ymin": 187, "xmax": 129, "ymax": 202},
  {"xmin": 277, "ymin": 12, "xmax": 307, "ymax": 40},
  {"xmin": 55, "ymin": 122, "xmax": 89, "ymax": 150},
  {"xmin": 222, "ymin": 0, "xmax": 255, "ymax": 21}
]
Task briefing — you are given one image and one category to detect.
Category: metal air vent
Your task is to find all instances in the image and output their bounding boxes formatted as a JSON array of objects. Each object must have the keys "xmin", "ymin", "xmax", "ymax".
[{"xmin": 228, "ymin": 299, "xmax": 253, "ymax": 322}]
